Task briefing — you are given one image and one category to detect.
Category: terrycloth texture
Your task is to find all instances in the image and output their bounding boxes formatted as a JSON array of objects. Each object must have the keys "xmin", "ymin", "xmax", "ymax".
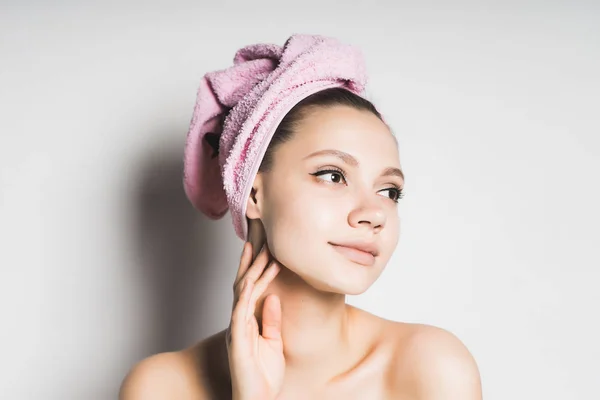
[{"xmin": 183, "ymin": 34, "xmax": 368, "ymax": 240}]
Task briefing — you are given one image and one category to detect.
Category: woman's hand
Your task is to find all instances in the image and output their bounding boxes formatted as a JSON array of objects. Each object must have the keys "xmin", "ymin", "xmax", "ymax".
[{"xmin": 226, "ymin": 242, "xmax": 284, "ymax": 400}]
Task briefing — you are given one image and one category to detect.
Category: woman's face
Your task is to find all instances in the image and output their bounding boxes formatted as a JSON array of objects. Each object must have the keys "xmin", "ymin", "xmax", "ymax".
[{"xmin": 251, "ymin": 105, "xmax": 403, "ymax": 295}]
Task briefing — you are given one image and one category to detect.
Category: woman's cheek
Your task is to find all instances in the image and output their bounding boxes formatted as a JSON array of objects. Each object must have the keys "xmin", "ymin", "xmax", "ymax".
[{"xmin": 381, "ymin": 216, "xmax": 400, "ymax": 260}]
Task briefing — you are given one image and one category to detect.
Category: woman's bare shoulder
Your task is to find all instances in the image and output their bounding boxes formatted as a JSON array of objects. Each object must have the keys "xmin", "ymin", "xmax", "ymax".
[
  {"xmin": 385, "ymin": 321, "xmax": 483, "ymax": 399},
  {"xmin": 118, "ymin": 330, "xmax": 231, "ymax": 400},
  {"xmin": 347, "ymin": 307, "xmax": 481, "ymax": 398}
]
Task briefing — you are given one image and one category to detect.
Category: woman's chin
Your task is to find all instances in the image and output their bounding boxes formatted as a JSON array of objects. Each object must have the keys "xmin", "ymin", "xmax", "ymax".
[
  {"xmin": 306, "ymin": 277, "xmax": 375, "ymax": 296},
  {"xmin": 283, "ymin": 257, "xmax": 382, "ymax": 296}
]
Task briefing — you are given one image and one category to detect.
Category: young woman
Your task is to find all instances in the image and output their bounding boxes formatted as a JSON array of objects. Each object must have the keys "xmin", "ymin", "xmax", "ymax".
[{"xmin": 120, "ymin": 35, "xmax": 482, "ymax": 400}]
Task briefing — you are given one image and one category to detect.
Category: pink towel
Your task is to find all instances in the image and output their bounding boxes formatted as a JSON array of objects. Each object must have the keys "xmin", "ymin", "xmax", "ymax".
[{"xmin": 183, "ymin": 33, "xmax": 368, "ymax": 240}]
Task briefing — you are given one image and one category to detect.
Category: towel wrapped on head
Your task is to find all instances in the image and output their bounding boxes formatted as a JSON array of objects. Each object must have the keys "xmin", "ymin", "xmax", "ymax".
[{"xmin": 183, "ymin": 33, "xmax": 369, "ymax": 241}]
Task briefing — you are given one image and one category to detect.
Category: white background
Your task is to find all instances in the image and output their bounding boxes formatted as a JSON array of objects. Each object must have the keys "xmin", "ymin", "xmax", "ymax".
[{"xmin": 1, "ymin": 1, "xmax": 599, "ymax": 398}]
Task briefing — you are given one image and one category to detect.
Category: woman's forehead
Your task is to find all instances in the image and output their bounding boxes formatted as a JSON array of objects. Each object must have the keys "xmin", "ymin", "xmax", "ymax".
[{"xmin": 287, "ymin": 106, "xmax": 399, "ymax": 161}]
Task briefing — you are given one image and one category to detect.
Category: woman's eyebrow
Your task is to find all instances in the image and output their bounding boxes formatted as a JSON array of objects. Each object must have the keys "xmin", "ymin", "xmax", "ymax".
[
  {"xmin": 380, "ymin": 167, "xmax": 405, "ymax": 181},
  {"xmin": 303, "ymin": 149, "xmax": 359, "ymax": 166},
  {"xmin": 302, "ymin": 149, "xmax": 404, "ymax": 181}
]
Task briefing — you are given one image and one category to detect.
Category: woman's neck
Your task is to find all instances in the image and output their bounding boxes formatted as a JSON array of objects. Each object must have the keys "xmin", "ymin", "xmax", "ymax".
[{"xmin": 254, "ymin": 266, "xmax": 359, "ymax": 382}]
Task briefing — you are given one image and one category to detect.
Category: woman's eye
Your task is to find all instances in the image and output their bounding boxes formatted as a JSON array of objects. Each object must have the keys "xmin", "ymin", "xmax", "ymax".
[
  {"xmin": 319, "ymin": 171, "xmax": 345, "ymax": 184},
  {"xmin": 378, "ymin": 188, "xmax": 404, "ymax": 203},
  {"xmin": 311, "ymin": 169, "xmax": 347, "ymax": 184}
]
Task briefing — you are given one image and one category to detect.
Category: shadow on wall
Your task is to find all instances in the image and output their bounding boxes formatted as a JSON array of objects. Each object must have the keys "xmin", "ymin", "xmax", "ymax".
[{"xmin": 131, "ymin": 141, "xmax": 225, "ymax": 355}]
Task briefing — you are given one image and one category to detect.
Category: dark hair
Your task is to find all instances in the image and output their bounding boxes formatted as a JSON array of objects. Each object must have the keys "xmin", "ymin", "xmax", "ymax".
[{"xmin": 257, "ymin": 87, "xmax": 385, "ymax": 173}]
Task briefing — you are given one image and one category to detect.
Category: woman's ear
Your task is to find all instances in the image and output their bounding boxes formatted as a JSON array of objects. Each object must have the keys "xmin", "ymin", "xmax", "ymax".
[{"xmin": 245, "ymin": 173, "xmax": 264, "ymax": 220}]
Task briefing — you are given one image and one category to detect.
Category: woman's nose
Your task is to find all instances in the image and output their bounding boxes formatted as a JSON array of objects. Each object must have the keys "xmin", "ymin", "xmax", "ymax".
[{"xmin": 347, "ymin": 195, "xmax": 386, "ymax": 233}]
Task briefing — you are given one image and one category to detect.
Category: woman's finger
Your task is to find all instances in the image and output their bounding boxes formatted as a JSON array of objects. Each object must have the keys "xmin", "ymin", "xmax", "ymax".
[
  {"xmin": 230, "ymin": 279, "xmax": 254, "ymax": 347},
  {"xmin": 261, "ymin": 294, "xmax": 282, "ymax": 343},
  {"xmin": 233, "ymin": 242, "xmax": 253, "ymax": 288},
  {"xmin": 230, "ymin": 243, "xmax": 253, "ymax": 313},
  {"xmin": 250, "ymin": 260, "xmax": 281, "ymax": 306},
  {"xmin": 234, "ymin": 243, "xmax": 270, "ymax": 296},
  {"xmin": 247, "ymin": 261, "xmax": 281, "ymax": 318}
]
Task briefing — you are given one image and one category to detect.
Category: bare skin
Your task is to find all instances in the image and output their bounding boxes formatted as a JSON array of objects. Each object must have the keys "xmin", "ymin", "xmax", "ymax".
[
  {"xmin": 119, "ymin": 106, "xmax": 482, "ymax": 399},
  {"xmin": 119, "ymin": 307, "xmax": 481, "ymax": 399}
]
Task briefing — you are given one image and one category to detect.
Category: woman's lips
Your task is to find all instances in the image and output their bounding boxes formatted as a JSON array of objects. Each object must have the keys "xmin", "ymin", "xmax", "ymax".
[{"xmin": 330, "ymin": 244, "xmax": 376, "ymax": 266}]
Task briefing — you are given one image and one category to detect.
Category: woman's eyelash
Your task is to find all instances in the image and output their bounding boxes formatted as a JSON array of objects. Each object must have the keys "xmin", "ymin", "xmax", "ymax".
[
  {"xmin": 386, "ymin": 186, "xmax": 404, "ymax": 203},
  {"xmin": 310, "ymin": 167, "xmax": 347, "ymax": 183},
  {"xmin": 309, "ymin": 167, "xmax": 404, "ymax": 203}
]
